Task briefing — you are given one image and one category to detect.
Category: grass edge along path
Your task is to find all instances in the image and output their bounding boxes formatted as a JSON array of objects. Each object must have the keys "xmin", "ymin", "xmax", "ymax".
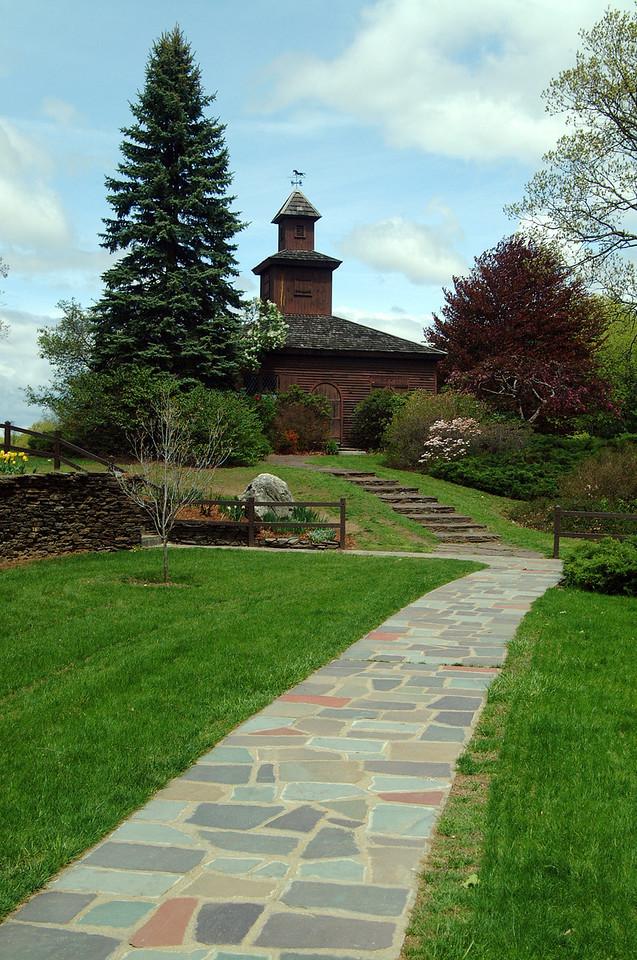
[
  {"xmin": 0, "ymin": 547, "xmax": 478, "ymax": 919},
  {"xmin": 402, "ymin": 585, "xmax": 637, "ymax": 960}
]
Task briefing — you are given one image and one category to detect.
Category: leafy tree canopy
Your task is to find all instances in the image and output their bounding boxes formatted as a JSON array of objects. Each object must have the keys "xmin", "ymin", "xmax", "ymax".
[
  {"xmin": 429, "ymin": 235, "xmax": 612, "ymax": 428},
  {"xmin": 509, "ymin": 9, "xmax": 637, "ymax": 318},
  {"xmin": 93, "ymin": 26, "xmax": 244, "ymax": 386}
]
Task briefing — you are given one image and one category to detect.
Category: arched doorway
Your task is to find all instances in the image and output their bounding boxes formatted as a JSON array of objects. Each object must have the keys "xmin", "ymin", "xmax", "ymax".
[{"xmin": 313, "ymin": 382, "xmax": 343, "ymax": 442}]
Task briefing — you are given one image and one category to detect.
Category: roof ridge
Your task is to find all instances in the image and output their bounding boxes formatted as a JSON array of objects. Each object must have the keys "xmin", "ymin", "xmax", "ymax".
[{"xmin": 272, "ymin": 190, "xmax": 322, "ymax": 223}]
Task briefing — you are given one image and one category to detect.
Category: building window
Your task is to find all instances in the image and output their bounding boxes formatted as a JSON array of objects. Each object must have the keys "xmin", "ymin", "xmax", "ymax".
[
  {"xmin": 294, "ymin": 223, "xmax": 306, "ymax": 238},
  {"xmin": 294, "ymin": 279, "xmax": 312, "ymax": 297}
]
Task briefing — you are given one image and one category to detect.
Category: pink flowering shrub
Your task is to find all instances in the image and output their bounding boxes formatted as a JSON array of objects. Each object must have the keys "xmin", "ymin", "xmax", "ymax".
[{"xmin": 419, "ymin": 418, "xmax": 482, "ymax": 466}]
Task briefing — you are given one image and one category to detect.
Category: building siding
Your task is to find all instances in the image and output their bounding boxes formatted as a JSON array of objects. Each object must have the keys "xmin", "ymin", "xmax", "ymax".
[{"xmin": 260, "ymin": 352, "xmax": 437, "ymax": 442}]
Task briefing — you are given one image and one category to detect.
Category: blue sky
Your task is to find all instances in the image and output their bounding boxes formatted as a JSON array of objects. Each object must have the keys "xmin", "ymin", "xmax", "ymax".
[{"xmin": 0, "ymin": 0, "xmax": 630, "ymax": 423}]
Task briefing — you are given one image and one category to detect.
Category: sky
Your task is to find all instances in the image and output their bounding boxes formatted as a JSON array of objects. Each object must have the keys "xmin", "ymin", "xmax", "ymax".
[{"xmin": 0, "ymin": 0, "xmax": 632, "ymax": 423}]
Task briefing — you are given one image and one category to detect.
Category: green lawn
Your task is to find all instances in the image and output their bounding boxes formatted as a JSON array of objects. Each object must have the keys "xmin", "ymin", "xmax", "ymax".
[
  {"xmin": 0, "ymin": 547, "xmax": 477, "ymax": 918},
  {"xmin": 404, "ymin": 585, "xmax": 637, "ymax": 960},
  {"xmin": 310, "ymin": 454, "xmax": 577, "ymax": 557}
]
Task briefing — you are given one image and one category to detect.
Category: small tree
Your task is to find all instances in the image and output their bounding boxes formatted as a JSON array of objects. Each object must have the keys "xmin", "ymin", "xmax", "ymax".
[
  {"xmin": 115, "ymin": 388, "xmax": 232, "ymax": 582},
  {"xmin": 429, "ymin": 236, "xmax": 611, "ymax": 427},
  {"xmin": 235, "ymin": 298, "xmax": 288, "ymax": 371}
]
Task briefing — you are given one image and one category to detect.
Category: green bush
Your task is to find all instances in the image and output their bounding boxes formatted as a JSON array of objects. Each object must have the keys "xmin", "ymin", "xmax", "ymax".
[
  {"xmin": 271, "ymin": 386, "xmax": 330, "ymax": 453},
  {"xmin": 384, "ymin": 390, "xmax": 490, "ymax": 469},
  {"xmin": 430, "ymin": 457, "xmax": 560, "ymax": 499},
  {"xmin": 180, "ymin": 386, "xmax": 270, "ymax": 466},
  {"xmin": 509, "ymin": 442, "xmax": 637, "ymax": 532},
  {"xmin": 431, "ymin": 433, "xmax": 603, "ymax": 499},
  {"xmin": 24, "ymin": 419, "xmax": 59, "ymax": 454},
  {"xmin": 252, "ymin": 393, "xmax": 278, "ymax": 435},
  {"xmin": 562, "ymin": 537, "xmax": 637, "ymax": 595},
  {"xmin": 47, "ymin": 367, "xmax": 270, "ymax": 464},
  {"xmin": 51, "ymin": 366, "xmax": 178, "ymax": 454},
  {"xmin": 351, "ymin": 389, "xmax": 408, "ymax": 450}
]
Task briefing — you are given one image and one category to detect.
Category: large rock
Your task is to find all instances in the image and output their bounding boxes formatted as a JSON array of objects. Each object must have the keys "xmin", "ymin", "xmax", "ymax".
[{"xmin": 240, "ymin": 473, "xmax": 295, "ymax": 520}]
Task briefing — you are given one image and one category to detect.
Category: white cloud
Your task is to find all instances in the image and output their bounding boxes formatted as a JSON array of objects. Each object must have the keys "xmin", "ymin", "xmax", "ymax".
[
  {"xmin": 0, "ymin": 117, "xmax": 112, "ymax": 282},
  {"xmin": 41, "ymin": 96, "xmax": 81, "ymax": 127},
  {"xmin": 0, "ymin": 117, "xmax": 71, "ymax": 251},
  {"xmin": 266, "ymin": 0, "xmax": 633, "ymax": 163},
  {"xmin": 341, "ymin": 203, "xmax": 465, "ymax": 284},
  {"xmin": 0, "ymin": 308, "xmax": 53, "ymax": 424}
]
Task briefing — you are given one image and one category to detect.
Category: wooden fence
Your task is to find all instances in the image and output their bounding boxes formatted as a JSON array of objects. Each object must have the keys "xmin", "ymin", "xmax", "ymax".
[
  {"xmin": 2, "ymin": 421, "xmax": 115, "ymax": 472},
  {"xmin": 194, "ymin": 497, "xmax": 347, "ymax": 549},
  {"xmin": 552, "ymin": 505, "xmax": 637, "ymax": 558}
]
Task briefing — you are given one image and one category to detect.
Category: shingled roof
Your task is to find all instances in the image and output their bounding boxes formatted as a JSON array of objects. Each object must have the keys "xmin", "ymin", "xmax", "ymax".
[
  {"xmin": 272, "ymin": 190, "xmax": 321, "ymax": 223},
  {"xmin": 252, "ymin": 249, "xmax": 342, "ymax": 275},
  {"xmin": 280, "ymin": 313, "xmax": 445, "ymax": 357}
]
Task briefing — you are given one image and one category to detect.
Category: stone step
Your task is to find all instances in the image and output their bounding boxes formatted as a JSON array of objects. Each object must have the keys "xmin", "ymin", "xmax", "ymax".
[
  {"xmin": 329, "ymin": 470, "xmax": 376, "ymax": 478},
  {"xmin": 356, "ymin": 482, "xmax": 400, "ymax": 497},
  {"xmin": 434, "ymin": 531, "xmax": 501, "ymax": 543},
  {"xmin": 392, "ymin": 503, "xmax": 455, "ymax": 515},
  {"xmin": 422, "ymin": 524, "xmax": 490, "ymax": 534},
  {"xmin": 379, "ymin": 494, "xmax": 436, "ymax": 504},
  {"xmin": 349, "ymin": 477, "xmax": 399, "ymax": 487},
  {"xmin": 377, "ymin": 488, "xmax": 423, "ymax": 497},
  {"xmin": 417, "ymin": 516, "xmax": 482, "ymax": 527}
]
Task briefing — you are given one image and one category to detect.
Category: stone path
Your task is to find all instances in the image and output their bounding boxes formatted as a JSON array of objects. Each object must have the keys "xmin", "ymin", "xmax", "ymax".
[{"xmin": 0, "ymin": 555, "xmax": 561, "ymax": 960}]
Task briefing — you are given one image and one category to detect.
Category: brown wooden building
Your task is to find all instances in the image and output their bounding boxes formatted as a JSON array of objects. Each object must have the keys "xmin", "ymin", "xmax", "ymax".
[{"xmin": 252, "ymin": 190, "xmax": 444, "ymax": 443}]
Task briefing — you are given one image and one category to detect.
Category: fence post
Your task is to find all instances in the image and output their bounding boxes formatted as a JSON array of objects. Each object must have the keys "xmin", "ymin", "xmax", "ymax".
[
  {"xmin": 3, "ymin": 421, "xmax": 10, "ymax": 454},
  {"xmin": 339, "ymin": 497, "xmax": 346, "ymax": 550},
  {"xmin": 553, "ymin": 505, "xmax": 562, "ymax": 559},
  {"xmin": 247, "ymin": 497, "xmax": 256, "ymax": 548},
  {"xmin": 53, "ymin": 430, "xmax": 62, "ymax": 471}
]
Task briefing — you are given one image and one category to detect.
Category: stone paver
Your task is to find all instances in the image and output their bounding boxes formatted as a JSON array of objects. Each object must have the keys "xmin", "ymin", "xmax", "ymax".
[{"xmin": 1, "ymin": 554, "xmax": 561, "ymax": 960}]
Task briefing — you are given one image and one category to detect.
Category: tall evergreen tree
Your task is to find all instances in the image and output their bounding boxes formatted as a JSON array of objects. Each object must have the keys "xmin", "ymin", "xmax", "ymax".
[{"xmin": 93, "ymin": 27, "xmax": 244, "ymax": 385}]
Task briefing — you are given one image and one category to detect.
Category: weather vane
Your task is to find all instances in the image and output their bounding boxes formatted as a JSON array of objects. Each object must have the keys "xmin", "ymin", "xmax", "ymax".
[{"xmin": 291, "ymin": 169, "xmax": 305, "ymax": 187}]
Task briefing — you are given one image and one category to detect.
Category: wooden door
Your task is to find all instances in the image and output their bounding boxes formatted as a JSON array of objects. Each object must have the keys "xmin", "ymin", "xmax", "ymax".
[{"xmin": 313, "ymin": 382, "xmax": 342, "ymax": 441}]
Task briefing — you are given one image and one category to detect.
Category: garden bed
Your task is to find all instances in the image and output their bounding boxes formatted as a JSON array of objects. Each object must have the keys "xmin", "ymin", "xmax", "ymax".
[{"xmin": 171, "ymin": 496, "xmax": 346, "ymax": 549}]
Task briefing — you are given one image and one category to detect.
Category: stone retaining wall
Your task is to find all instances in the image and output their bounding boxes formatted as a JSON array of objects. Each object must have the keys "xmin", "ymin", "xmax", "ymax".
[
  {"xmin": 171, "ymin": 520, "xmax": 248, "ymax": 547},
  {"xmin": 169, "ymin": 520, "xmax": 340, "ymax": 550},
  {"xmin": 0, "ymin": 472, "xmax": 143, "ymax": 563}
]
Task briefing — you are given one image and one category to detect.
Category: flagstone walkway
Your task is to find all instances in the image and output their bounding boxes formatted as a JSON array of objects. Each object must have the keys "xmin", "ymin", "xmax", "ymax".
[{"xmin": 0, "ymin": 555, "xmax": 561, "ymax": 960}]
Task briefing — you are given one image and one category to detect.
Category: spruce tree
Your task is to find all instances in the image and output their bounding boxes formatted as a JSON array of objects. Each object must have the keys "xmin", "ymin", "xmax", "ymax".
[{"xmin": 93, "ymin": 27, "xmax": 244, "ymax": 385}]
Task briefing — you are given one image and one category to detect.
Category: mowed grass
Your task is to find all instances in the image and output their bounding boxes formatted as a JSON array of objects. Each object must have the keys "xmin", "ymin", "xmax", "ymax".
[
  {"xmin": 311, "ymin": 454, "xmax": 576, "ymax": 557},
  {"xmin": 403, "ymin": 586, "xmax": 637, "ymax": 960},
  {"xmin": 0, "ymin": 547, "xmax": 478, "ymax": 917}
]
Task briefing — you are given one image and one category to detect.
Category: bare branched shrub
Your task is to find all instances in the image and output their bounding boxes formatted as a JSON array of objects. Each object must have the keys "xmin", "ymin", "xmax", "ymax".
[{"xmin": 115, "ymin": 388, "xmax": 233, "ymax": 582}]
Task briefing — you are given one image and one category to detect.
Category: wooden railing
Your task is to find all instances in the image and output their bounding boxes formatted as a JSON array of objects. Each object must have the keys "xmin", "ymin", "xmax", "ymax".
[
  {"xmin": 552, "ymin": 505, "xmax": 637, "ymax": 558},
  {"xmin": 192, "ymin": 497, "xmax": 347, "ymax": 549},
  {"xmin": 2, "ymin": 421, "xmax": 115, "ymax": 472}
]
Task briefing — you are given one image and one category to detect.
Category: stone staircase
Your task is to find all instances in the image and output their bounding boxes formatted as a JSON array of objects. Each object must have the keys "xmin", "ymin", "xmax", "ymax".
[{"xmin": 330, "ymin": 469, "xmax": 513, "ymax": 552}]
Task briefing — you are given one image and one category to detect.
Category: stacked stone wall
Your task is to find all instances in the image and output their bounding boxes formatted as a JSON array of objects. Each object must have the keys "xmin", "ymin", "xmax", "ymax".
[{"xmin": 0, "ymin": 472, "xmax": 143, "ymax": 563}]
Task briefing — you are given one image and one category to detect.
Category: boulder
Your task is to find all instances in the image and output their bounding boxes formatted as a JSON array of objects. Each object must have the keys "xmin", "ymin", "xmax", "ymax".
[{"xmin": 239, "ymin": 473, "xmax": 295, "ymax": 520}]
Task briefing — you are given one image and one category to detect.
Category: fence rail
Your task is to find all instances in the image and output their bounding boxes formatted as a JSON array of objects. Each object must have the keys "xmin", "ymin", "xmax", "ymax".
[
  {"xmin": 552, "ymin": 505, "xmax": 637, "ymax": 558},
  {"xmin": 2, "ymin": 421, "xmax": 115, "ymax": 472},
  {"xmin": 191, "ymin": 497, "xmax": 347, "ymax": 549}
]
